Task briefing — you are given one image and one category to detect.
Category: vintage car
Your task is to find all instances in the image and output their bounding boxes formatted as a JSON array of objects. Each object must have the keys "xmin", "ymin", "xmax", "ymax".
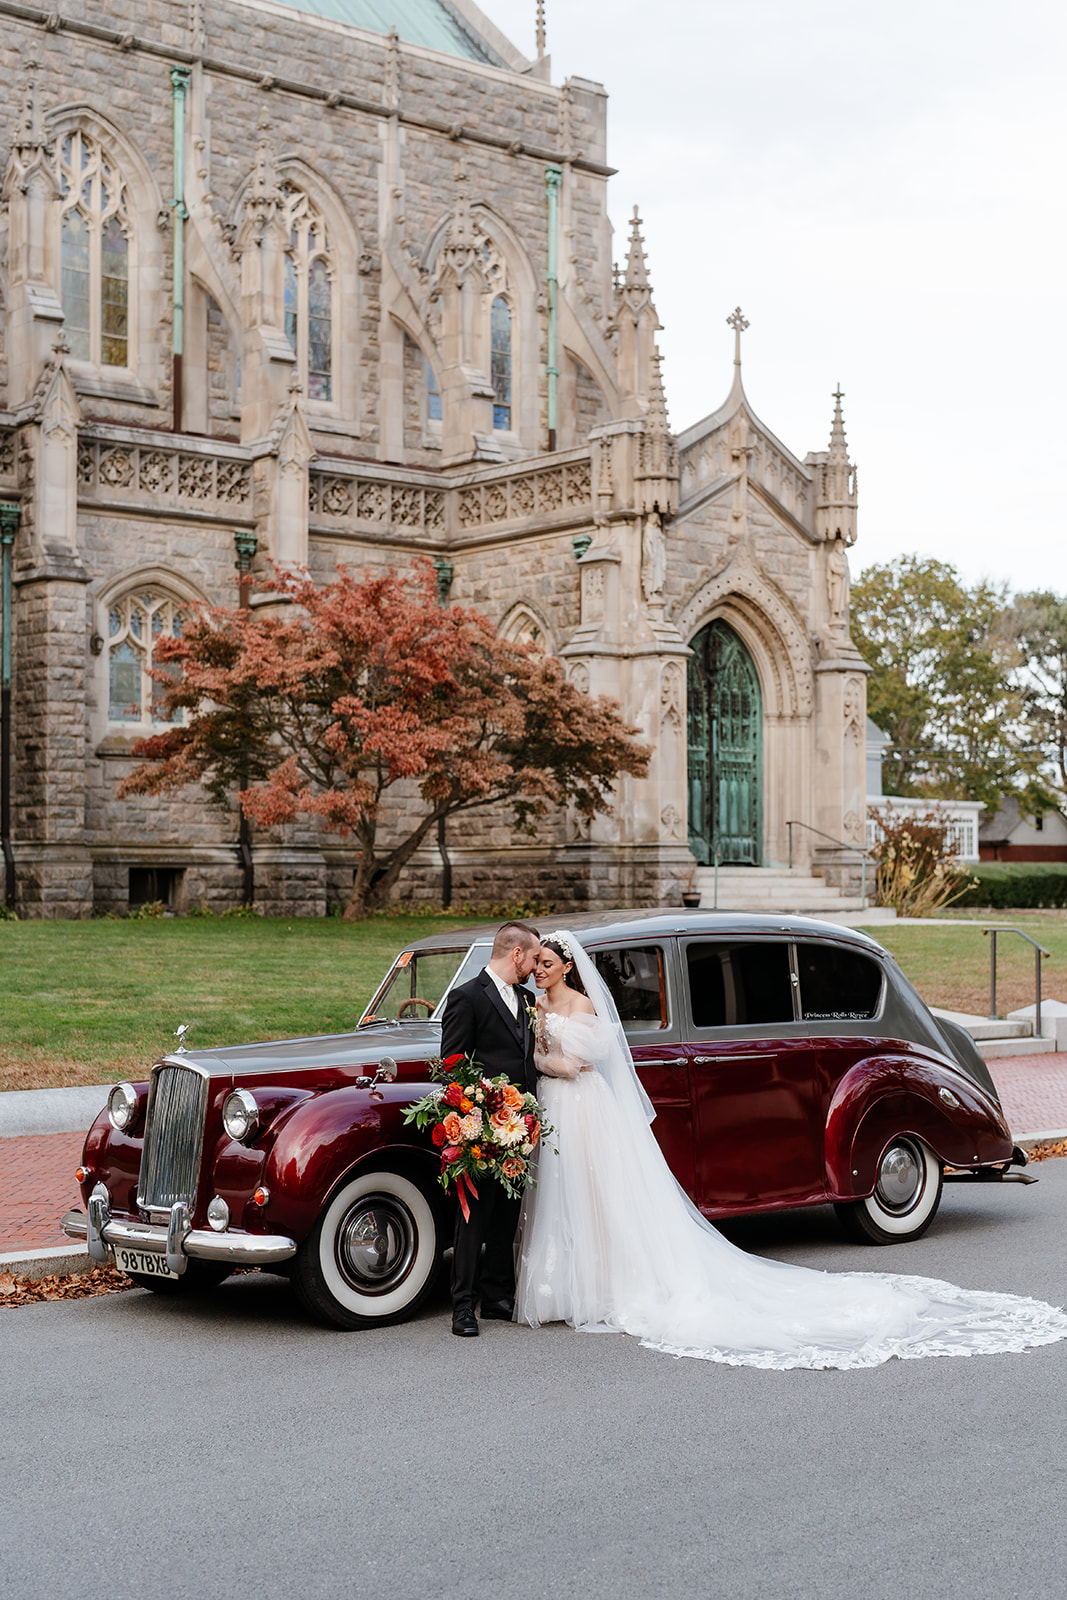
[{"xmin": 62, "ymin": 910, "xmax": 1030, "ymax": 1330}]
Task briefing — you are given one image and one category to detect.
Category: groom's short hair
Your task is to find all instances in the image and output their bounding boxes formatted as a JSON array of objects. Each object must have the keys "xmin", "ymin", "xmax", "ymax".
[{"xmin": 492, "ymin": 920, "xmax": 541, "ymax": 957}]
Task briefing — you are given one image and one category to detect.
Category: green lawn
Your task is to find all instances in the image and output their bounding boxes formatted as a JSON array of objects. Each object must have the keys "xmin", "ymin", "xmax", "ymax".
[
  {"xmin": 2, "ymin": 911, "xmax": 1066, "ymax": 1093},
  {"xmin": 869, "ymin": 914, "xmax": 1067, "ymax": 1021},
  {"xmin": 0, "ymin": 915, "xmax": 482, "ymax": 1091}
]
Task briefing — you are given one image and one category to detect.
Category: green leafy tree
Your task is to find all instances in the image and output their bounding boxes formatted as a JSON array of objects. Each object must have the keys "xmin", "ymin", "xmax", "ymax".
[
  {"xmin": 851, "ymin": 555, "xmax": 1050, "ymax": 809},
  {"xmin": 1006, "ymin": 590, "xmax": 1067, "ymax": 797}
]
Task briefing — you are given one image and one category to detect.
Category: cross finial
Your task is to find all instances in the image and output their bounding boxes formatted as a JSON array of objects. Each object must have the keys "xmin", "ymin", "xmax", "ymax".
[
  {"xmin": 536, "ymin": 0, "xmax": 546, "ymax": 59},
  {"xmin": 727, "ymin": 306, "xmax": 749, "ymax": 366}
]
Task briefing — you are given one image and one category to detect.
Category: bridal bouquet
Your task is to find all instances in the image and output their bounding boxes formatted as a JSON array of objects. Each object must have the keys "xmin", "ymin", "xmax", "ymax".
[{"xmin": 403, "ymin": 1053, "xmax": 551, "ymax": 1220}]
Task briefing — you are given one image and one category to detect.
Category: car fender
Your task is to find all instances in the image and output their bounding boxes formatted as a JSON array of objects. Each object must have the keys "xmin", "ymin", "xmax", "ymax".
[
  {"xmin": 824, "ymin": 1051, "xmax": 1014, "ymax": 1198},
  {"xmin": 259, "ymin": 1081, "xmax": 441, "ymax": 1241}
]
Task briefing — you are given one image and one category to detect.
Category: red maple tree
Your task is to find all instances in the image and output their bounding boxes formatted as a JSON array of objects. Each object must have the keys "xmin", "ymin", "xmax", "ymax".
[{"xmin": 119, "ymin": 561, "xmax": 650, "ymax": 918}]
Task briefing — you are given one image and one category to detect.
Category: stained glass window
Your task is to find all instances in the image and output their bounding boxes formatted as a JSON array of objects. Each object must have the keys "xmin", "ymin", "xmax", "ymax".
[
  {"xmin": 426, "ymin": 357, "xmax": 442, "ymax": 422},
  {"xmin": 307, "ymin": 258, "xmax": 332, "ymax": 401},
  {"xmin": 490, "ymin": 296, "xmax": 511, "ymax": 430},
  {"xmin": 57, "ymin": 130, "xmax": 130, "ymax": 369},
  {"xmin": 106, "ymin": 591, "xmax": 184, "ymax": 731},
  {"xmin": 281, "ymin": 183, "xmax": 333, "ymax": 403}
]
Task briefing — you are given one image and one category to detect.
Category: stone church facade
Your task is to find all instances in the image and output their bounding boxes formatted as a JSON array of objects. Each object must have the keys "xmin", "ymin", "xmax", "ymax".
[{"xmin": 0, "ymin": 0, "xmax": 868, "ymax": 917}]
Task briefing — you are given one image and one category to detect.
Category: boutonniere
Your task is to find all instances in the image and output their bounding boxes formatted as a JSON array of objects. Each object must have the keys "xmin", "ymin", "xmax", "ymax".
[{"xmin": 523, "ymin": 998, "xmax": 539, "ymax": 1035}]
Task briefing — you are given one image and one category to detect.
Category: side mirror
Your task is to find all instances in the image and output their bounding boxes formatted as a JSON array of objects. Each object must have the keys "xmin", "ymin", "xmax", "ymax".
[{"xmin": 375, "ymin": 1056, "xmax": 398, "ymax": 1083}]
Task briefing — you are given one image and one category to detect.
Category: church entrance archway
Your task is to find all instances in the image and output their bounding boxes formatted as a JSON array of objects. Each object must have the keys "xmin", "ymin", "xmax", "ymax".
[{"xmin": 687, "ymin": 619, "xmax": 762, "ymax": 865}]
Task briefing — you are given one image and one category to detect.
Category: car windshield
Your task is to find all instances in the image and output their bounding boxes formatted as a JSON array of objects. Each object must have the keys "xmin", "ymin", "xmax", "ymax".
[{"xmin": 358, "ymin": 944, "xmax": 493, "ymax": 1024}]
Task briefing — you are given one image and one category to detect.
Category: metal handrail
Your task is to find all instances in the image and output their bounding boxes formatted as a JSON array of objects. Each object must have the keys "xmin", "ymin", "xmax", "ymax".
[
  {"xmin": 786, "ymin": 819, "xmax": 875, "ymax": 909},
  {"xmin": 983, "ymin": 926, "xmax": 1051, "ymax": 1036}
]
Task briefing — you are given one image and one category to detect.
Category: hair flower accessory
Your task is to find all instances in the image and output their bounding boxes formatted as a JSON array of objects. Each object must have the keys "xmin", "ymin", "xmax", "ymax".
[{"xmin": 544, "ymin": 930, "xmax": 574, "ymax": 960}]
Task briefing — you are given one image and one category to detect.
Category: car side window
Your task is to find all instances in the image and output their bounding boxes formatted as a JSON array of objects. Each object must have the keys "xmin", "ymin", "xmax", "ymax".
[
  {"xmin": 593, "ymin": 946, "xmax": 668, "ymax": 1030},
  {"xmin": 686, "ymin": 941, "xmax": 795, "ymax": 1027},
  {"xmin": 796, "ymin": 942, "xmax": 883, "ymax": 1021}
]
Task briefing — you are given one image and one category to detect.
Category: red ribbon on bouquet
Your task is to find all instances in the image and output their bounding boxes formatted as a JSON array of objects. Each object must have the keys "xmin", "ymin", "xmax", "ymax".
[{"xmin": 455, "ymin": 1170, "xmax": 480, "ymax": 1224}]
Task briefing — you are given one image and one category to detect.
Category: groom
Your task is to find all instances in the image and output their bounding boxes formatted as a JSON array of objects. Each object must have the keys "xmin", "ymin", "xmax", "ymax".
[{"xmin": 439, "ymin": 920, "xmax": 541, "ymax": 1337}]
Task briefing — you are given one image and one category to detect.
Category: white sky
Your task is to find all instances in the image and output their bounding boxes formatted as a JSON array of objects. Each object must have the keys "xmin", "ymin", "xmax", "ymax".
[{"xmin": 486, "ymin": 0, "xmax": 1066, "ymax": 593}]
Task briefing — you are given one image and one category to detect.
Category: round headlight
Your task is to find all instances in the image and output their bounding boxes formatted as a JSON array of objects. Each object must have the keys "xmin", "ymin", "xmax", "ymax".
[
  {"xmin": 206, "ymin": 1195, "xmax": 230, "ymax": 1233},
  {"xmin": 107, "ymin": 1082, "xmax": 138, "ymax": 1132},
  {"xmin": 222, "ymin": 1088, "xmax": 259, "ymax": 1142}
]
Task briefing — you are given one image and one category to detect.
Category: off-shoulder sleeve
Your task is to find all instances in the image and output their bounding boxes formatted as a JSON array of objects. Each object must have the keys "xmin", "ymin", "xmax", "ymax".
[{"xmin": 559, "ymin": 1011, "xmax": 614, "ymax": 1069}]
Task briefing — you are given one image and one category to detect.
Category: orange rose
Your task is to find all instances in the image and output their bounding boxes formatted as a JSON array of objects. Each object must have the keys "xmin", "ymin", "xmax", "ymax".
[
  {"xmin": 502, "ymin": 1156, "xmax": 526, "ymax": 1180},
  {"xmin": 459, "ymin": 1097, "xmax": 473, "ymax": 1113},
  {"xmin": 442, "ymin": 1111, "xmax": 462, "ymax": 1142},
  {"xmin": 502, "ymin": 1083, "xmax": 524, "ymax": 1112}
]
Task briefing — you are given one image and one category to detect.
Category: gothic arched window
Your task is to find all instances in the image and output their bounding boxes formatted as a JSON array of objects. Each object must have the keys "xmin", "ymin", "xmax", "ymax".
[
  {"xmin": 281, "ymin": 183, "xmax": 333, "ymax": 402},
  {"xmin": 57, "ymin": 130, "xmax": 130, "ymax": 368},
  {"xmin": 499, "ymin": 603, "xmax": 553, "ymax": 654},
  {"xmin": 490, "ymin": 296, "xmax": 512, "ymax": 430},
  {"xmin": 107, "ymin": 590, "xmax": 184, "ymax": 731}
]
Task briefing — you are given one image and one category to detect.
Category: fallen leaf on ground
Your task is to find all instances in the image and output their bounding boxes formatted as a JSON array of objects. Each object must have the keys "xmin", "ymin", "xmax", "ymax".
[
  {"xmin": 0, "ymin": 1265, "xmax": 133, "ymax": 1307},
  {"xmin": 1024, "ymin": 1140, "xmax": 1067, "ymax": 1164}
]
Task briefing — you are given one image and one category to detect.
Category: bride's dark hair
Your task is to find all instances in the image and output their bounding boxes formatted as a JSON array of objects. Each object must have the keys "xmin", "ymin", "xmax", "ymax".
[{"xmin": 541, "ymin": 937, "xmax": 587, "ymax": 995}]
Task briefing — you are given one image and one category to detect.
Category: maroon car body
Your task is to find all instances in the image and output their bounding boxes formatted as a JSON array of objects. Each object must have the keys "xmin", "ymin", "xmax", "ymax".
[{"xmin": 63, "ymin": 911, "xmax": 1028, "ymax": 1329}]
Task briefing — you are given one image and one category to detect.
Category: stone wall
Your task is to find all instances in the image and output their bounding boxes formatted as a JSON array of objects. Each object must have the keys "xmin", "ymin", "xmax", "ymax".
[{"xmin": 0, "ymin": 0, "xmax": 863, "ymax": 918}]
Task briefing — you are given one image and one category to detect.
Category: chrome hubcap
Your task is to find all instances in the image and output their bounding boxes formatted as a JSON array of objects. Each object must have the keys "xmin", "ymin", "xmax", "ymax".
[
  {"xmin": 336, "ymin": 1195, "xmax": 417, "ymax": 1296},
  {"xmin": 876, "ymin": 1139, "xmax": 924, "ymax": 1214}
]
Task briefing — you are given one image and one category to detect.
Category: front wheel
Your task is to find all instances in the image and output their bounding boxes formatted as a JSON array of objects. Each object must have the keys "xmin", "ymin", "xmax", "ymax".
[
  {"xmin": 292, "ymin": 1169, "xmax": 443, "ymax": 1330},
  {"xmin": 834, "ymin": 1136, "xmax": 943, "ymax": 1244}
]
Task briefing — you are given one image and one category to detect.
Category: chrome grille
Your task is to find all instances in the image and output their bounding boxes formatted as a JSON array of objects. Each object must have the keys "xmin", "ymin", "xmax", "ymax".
[{"xmin": 137, "ymin": 1061, "xmax": 208, "ymax": 1212}]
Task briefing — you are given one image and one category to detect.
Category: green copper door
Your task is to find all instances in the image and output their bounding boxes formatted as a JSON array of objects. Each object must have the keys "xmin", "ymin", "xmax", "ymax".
[{"xmin": 687, "ymin": 620, "xmax": 762, "ymax": 865}]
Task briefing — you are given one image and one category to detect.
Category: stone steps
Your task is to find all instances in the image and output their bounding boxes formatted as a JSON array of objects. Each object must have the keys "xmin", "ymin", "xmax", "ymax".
[
  {"xmin": 692, "ymin": 866, "xmax": 866, "ymax": 915},
  {"xmin": 931, "ymin": 1009, "xmax": 1031, "ymax": 1041},
  {"xmin": 930, "ymin": 1007, "xmax": 1059, "ymax": 1060}
]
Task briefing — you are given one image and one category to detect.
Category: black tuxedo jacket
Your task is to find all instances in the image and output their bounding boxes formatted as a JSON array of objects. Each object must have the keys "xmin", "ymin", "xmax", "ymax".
[{"xmin": 439, "ymin": 969, "xmax": 538, "ymax": 1098}]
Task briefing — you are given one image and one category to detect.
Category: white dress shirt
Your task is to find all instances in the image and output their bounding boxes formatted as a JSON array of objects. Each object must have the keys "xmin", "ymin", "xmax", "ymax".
[{"xmin": 485, "ymin": 963, "xmax": 519, "ymax": 1019}]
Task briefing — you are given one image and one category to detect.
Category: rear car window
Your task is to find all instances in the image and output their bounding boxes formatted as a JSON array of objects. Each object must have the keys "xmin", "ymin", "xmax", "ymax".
[
  {"xmin": 593, "ymin": 946, "xmax": 668, "ymax": 1029},
  {"xmin": 796, "ymin": 942, "xmax": 883, "ymax": 1021},
  {"xmin": 686, "ymin": 941, "xmax": 795, "ymax": 1027}
]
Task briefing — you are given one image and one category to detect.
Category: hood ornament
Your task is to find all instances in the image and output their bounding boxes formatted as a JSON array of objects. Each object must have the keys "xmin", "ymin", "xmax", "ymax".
[{"xmin": 174, "ymin": 1023, "xmax": 191, "ymax": 1053}]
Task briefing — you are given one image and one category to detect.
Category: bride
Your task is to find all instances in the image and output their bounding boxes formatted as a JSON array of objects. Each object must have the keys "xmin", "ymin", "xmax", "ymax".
[{"xmin": 514, "ymin": 930, "xmax": 1067, "ymax": 1370}]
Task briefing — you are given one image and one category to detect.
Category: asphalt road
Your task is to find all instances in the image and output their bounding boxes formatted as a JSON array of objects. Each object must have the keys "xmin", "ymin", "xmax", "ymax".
[{"xmin": 4, "ymin": 1166, "xmax": 1067, "ymax": 1600}]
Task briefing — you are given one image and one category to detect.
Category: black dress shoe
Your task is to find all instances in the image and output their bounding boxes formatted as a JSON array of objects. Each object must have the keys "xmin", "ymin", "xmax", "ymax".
[
  {"xmin": 480, "ymin": 1300, "xmax": 514, "ymax": 1322},
  {"xmin": 452, "ymin": 1309, "xmax": 479, "ymax": 1337}
]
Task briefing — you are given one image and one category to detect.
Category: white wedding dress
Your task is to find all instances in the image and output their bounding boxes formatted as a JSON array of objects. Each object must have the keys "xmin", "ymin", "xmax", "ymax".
[{"xmin": 515, "ymin": 949, "xmax": 1067, "ymax": 1371}]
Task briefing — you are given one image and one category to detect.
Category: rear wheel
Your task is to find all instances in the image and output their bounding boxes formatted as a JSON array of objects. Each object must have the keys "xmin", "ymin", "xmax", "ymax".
[
  {"xmin": 126, "ymin": 1260, "xmax": 233, "ymax": 1295},
  {"xmin": 834, "ymin": 1136, "xmax": 943, "ymax": 1245},
  {"xmin": 292, "ymin": 1169, "xmax": 443, "ymax": 1330}
]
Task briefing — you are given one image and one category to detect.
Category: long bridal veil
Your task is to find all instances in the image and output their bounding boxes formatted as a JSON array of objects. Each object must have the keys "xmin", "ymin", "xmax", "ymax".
[{"xmin": 515, "ymin": 933, "xmax": 1067, "ymax": 1370}]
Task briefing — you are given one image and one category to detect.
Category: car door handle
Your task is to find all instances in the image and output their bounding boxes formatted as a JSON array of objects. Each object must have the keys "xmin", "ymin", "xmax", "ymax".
[
  {"xmin": 653, "ymin": 1057, "xmax": 688, "ymax": 1066},
  {"xmin": 692, "ymin": 1056, "xmax": 716, "ymax": 1064}
]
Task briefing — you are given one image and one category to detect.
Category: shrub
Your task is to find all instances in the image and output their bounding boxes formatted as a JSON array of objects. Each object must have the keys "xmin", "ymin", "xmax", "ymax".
[
  {"xmin": 952, "ymin": 863, "xmax": 1067, "ymax": 909},
  {"xmin": 870, "ymin": 807, "xmax": 975, "ymax": 917},
  {"xmin": 130, "ymin": 900, "xmax": 167, "ymax": 920}
]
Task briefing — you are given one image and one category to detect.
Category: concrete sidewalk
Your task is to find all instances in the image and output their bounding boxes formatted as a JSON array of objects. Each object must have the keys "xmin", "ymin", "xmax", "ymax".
[{"xmin": 4, "ymin": 1055, "xmax": 1067, "ymax": 1278}]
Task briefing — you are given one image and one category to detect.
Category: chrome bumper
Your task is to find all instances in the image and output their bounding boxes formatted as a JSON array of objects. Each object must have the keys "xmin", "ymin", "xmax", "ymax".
[{"xmin": 62, "ymin": 1185, "xmax": 297, "ymax": 1273}]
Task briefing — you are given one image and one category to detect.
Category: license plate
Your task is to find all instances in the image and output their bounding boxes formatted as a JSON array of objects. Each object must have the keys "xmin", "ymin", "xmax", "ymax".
[{"xmin": 114, "ymin": 1245, "xmax": 179, "ymax": 1280}]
